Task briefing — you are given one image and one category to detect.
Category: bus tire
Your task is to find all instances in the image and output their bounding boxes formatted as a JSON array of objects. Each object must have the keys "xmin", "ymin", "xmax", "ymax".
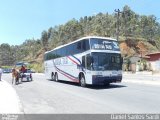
[
  {"xmin": 51, "ymin": 72, "xmax": 54, "ymax": 81},
  {"xmin": 80, "ymin": 75, "xmax": 86, "ymax": 87},
  {"xmin": 55, "ymin": 73, "xmax": 59, "ymax": 82}
]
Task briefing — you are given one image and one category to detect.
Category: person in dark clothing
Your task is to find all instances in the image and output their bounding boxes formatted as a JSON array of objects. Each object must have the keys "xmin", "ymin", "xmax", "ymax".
[
  {"xmin": 20, "ymin": 65, "xmax": 26, "ymax": 73},
  {"xmin": 19, "ymin": 65, "xmax": 26, "ymax": 81}
]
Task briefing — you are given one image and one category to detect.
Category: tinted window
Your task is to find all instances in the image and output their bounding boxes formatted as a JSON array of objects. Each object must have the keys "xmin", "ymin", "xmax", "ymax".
[
  {"xmin": 77, "ymin": 42, "xmax": 81, "ymax": 50},
  {"xmin": 86, "ymin": 54, "xmax": 91, "ymax": 70},
  {"xmin": 56, "ymin": 47, "xmax": 66, "ymax": 58},
  {"xmin": 61, "ymin": 47, "xmax": 66, "ymax": 57},
  {"xmin": 51, "ymin": 51, "xmax": 56, "ymax": 59},
  {"xmin": 91, "ymin": 53, "xmax": 122, "ymax": 71},
  {"xmin": 74, "ymin": 39, "xmax": 90, "ymax": 54},
  {"xmin": 66, "ymin": 44, "xmax": 74, "ymax": 56},
  {"xmin": 44, "ymin": 50, "xmax": 57, "ymax": 61},
  {"xmin": 82, "ymin": 39, "xmax": 89, "ymax": 51},
  {"xmin": 45, "ymin": 39, "xmax": 90, "ymax": 60}
]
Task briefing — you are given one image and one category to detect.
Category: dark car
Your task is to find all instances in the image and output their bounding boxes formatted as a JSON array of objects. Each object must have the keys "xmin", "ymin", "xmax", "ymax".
[{"xmin": 3, "ymin": 69, "xmax": 12, "ymax": 73}]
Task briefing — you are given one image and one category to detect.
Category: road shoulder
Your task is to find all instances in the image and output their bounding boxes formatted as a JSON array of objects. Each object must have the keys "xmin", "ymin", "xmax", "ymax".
[
  {"xmin": 123, "ymin": 72, "xmax": 160, "ymax": 86},
  {"xmin": 0, "ymin": 80, "xmax": 23, "ymax": 114}
]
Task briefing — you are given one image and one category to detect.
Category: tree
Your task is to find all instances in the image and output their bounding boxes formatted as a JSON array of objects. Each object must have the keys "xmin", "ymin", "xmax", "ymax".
[
  {"xmin": 41, "ymin": 30, "xmax": 49, "ymax": 51},
  {"xmin": 0, "ymin": 43, "xmax": 14, "ymax": 65}
]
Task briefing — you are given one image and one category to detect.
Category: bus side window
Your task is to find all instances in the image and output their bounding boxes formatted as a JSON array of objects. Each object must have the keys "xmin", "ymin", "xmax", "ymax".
[
  {"xmin": 82, "ymin": 55, "xmax": 92, "ymax": 70},
  {"xmin": 66, "ymin": 44, "xmax": 74, "ymax": 55},
  {"xmin": 82, "ymin": 39, "xmax": 89, "ymax": 51},
  {"xmin": 77, "ymin": 42, "xmax": 81, "ymax": 50},
  {"xmin": 86, "ymin": 54, "xmax": 91, "ymax": 70},
  {"xmin": 82, "ymin": 41, "xmax": 86, "ymax": 50}
]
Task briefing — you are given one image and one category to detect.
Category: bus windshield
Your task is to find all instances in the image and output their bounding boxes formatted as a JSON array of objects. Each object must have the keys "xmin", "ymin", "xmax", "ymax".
[
  {"xmin": 90, "ymin": 38, "xmax": 120, "ymax": 51},
  {"xmin": 91, "ymin": 52, "xmax": 122, "ymax": 71}
]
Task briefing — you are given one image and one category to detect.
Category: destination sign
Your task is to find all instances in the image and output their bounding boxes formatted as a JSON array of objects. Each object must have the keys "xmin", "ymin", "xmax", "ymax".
[
  {"xmin": 93, "ymin": 44, "xmax": 112, "ymax": 50},
  {"xmin": 91, "ymin": 39, "xmax": 120, "ymax": 51}
]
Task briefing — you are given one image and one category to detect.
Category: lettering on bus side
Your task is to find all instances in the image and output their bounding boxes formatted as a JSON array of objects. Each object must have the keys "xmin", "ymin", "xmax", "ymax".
[
  {"xmin": 54, "ymin": 57, "xmax": 68, "ymax": 65},
  {"xmin": 54, "ymin": 59, "xmax": 61, "ymax": 65},
  {"xmin": 62, "ymin": 57, "xmax": 68, "ymax": 64}
]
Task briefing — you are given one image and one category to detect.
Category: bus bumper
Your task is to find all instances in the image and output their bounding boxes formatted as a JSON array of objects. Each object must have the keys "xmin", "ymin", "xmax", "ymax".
[{"xmin": 92, "ymin": 75, "xmax": 122, "ymax": 85}]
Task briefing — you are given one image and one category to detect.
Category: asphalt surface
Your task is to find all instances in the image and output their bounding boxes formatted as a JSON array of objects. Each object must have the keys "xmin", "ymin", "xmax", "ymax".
[{"xmin": 2, "ymin": 73, "xmax": 160, "ymax": 113}]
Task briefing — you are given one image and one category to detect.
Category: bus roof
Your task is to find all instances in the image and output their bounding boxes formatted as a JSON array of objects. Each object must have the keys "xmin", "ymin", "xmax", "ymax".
[{"xmin": 45, "ymin": 36, "xmax": 117, "ymax": 54}]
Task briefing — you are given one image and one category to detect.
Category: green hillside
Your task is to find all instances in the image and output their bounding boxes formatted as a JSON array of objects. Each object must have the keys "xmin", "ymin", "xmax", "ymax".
[{"xmin": 0, "ymin": 5, "xmax": 160, "ymax": 72}]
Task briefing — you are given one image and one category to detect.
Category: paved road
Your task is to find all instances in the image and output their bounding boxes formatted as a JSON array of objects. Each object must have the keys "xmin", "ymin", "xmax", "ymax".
[{"xmin": 2, "ymin": 73, "xmax": 160, "ymax": 113}]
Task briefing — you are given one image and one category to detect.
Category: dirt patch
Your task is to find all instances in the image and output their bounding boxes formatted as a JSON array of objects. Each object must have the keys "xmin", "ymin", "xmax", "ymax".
[{"xmin": 119, "ymin": 40, "xmax": 149, "ymax": 57}]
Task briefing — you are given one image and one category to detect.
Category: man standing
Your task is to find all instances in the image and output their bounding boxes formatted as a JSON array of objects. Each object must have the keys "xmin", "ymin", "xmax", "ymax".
[{"xmin": 0, "ymin": 66, "xmax": 2, "ymax": 81}]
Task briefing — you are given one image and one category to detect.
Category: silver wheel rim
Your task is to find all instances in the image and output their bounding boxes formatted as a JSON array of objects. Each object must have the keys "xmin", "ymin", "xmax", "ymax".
[{"xmin": 81, "ymin": 77, "xmax": 85, "ymax": 86}]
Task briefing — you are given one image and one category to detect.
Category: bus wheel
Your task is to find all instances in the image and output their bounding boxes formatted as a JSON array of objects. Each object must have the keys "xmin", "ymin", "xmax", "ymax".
[
  {"xmin": 55, "ymin": 73, "xmax": 59, "ymax": 82},
  {"xmin": 51, "ymin": 73, "xmax": 54, "ymax": 81},
  {"xmin": 80, "ymin": 75, "xmax": 86, "ymax": 87}
]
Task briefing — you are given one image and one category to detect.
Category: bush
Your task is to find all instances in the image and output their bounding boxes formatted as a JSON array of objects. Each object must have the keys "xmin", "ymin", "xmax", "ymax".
[
  {"xmin": 28, "ymin": 63, "xmax": 44, "ymax": 73},
  {"xmin": 1, "ymin": 66, "xmax": 12, "ymax": 69}
]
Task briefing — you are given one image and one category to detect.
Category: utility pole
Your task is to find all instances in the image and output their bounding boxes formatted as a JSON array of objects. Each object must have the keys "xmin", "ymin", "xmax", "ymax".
[{"xmin": 115, "ymin": 9, "xmax": 122, "ymax": 41}]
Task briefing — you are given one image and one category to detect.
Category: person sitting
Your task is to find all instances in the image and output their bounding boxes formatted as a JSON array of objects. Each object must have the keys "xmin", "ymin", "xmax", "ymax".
[
  {"xmin": 19, "ymin": 65, "xmax": 26, "ymax": 80},
  {"xmin": 20, "ymin": 65, "xmax": 26, "ymax": 73}
]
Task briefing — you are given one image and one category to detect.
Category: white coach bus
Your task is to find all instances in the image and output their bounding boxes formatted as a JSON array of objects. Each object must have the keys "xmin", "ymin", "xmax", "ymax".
[{"xmin": 44, "ymin": 36, "xmax": 123, "ymax": 87}]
